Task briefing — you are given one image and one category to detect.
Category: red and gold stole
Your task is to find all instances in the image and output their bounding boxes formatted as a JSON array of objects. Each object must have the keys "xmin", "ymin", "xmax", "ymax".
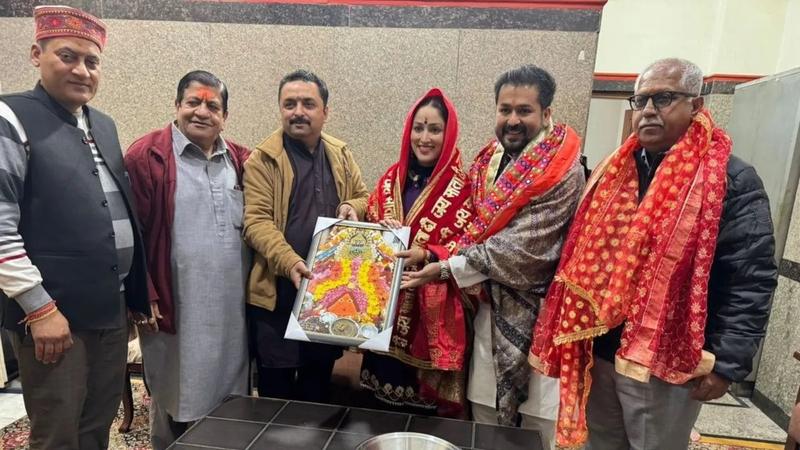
[
  {"xmin": 366, "ymin": 88, "xmax": 475, "ymax": 375},
  {"xmin": 460, "ymin": 122, "xmax": 581, "ymax": 247},
  {"xmin": 529, "ymin": 110, "xmax": 731, "ymax": 448}
]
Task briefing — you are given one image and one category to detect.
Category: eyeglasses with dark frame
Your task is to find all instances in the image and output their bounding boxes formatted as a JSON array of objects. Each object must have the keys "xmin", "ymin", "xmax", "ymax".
[{"xmin": 627, "ymin": 91, "xmax": 697, "ymax": 111}]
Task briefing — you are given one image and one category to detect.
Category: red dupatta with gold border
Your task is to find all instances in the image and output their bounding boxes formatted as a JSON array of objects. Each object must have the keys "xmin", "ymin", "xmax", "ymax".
[
  {"xmin": 367, "ymin": 88, "xmax": 475, "ymax": 414},
  {"xmin": 529, "ymin": 110, "xmax": 731, "ymax": 448}
]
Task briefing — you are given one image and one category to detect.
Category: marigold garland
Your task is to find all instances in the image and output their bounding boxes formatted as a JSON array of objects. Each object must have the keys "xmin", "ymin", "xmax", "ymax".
[{"xmin": 299, "ymin": 226, "xmax": 397, "ymax": 330}]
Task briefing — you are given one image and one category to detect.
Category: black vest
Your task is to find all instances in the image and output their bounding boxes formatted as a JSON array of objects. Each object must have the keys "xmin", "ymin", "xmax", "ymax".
[{"xmin": 1, "ymin": 84, "xmax": 149, "ymax": 331}]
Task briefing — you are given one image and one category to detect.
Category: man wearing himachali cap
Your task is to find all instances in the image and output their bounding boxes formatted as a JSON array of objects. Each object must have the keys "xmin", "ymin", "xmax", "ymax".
[{"xmin": 0, "ymin": 6, "xmax": 150, "ymax": 449}]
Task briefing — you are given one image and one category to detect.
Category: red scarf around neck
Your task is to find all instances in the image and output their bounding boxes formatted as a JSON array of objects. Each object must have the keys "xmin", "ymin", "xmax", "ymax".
[{"xmin": 530, "ymin": 110, "xmax": 731, "ymax": 448}]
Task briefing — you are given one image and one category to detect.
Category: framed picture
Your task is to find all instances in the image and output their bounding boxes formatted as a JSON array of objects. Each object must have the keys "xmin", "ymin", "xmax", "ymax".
[{"xmin": 285, "ymin": 217, "xmax": 410, "ymax": 351}]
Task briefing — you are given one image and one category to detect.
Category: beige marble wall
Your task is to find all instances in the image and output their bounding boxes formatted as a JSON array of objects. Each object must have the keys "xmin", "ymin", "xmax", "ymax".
[
  {"xmin": 706, "ymin": 93, "xmax": 734, "ymax": 130},
  {"xmin": 0, "ymin": 18, "xmax": 597, "ymax": 186},
  {"xmin": 783, "ymin": 176, "xmax": 800, "ymax": 265},
  {"xmin": 756, "ymin": 175, "xmax": 800, "ymax": 415},
  {"xmin": 756, "ymin": 275, "xmax": 800, "ymax": 415}
]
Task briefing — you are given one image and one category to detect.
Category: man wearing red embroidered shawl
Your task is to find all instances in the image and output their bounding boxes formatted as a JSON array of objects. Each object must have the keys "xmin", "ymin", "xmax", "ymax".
[
  {"xmin": 530, "ymin": 58, "xmax": 778, "ymax": 449},
  {"xmin": 361, "ymin": 88, "xmax": 473, "ymax": 417},
  {"xmin": 404, "ymin": 66, "xmax": 585, "ymax": 448}
]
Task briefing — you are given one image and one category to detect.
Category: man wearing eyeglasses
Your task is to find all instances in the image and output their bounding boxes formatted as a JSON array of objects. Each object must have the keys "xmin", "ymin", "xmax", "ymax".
[{"xmin": 529, "ymin": 57, "xmax": 777, "ymax": 449}]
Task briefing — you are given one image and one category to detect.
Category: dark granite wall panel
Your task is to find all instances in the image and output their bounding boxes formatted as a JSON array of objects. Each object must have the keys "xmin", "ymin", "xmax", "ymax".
[
  {"xmin": 780, "ymin": 258, "xmax": 800, "ymax": 283},
  {"xmin": 2, "ymin": 0, "xmax": 601, "ymax": 31},
  {"xmin": 0, "ymin": 0, "xmax": 102, "ymax": 17},
  {"xmin": 706, "ymin": 79, "xmax": 741, "ymax": 95},
  {"xmin": 751, "ymin": 389, "xmax": 790, "ymax": 431},
  {"xmin": 348, "ymin": 5, "xmax": 600, "ymax": 30},
  {"xmin": 592, "ymin": 78, "xmax": 634, "ymax": 94},
  {"xmin": 102, "ymin": 0, "xmax": 350, "ymax": 27},
  {"xmin": 593, "ymin": 78, "xmax": 748, "ymax": 95}
]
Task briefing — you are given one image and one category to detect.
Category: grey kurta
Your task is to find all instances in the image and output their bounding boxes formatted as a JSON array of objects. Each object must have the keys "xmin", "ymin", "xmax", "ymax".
[{"xmin": 140, "ymin": 125, "xmax": 250, "ymax": 422}]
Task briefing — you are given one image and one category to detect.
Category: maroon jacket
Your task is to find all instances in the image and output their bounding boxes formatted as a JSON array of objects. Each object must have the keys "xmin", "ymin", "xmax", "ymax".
[{"xmin": 124, "ymin": 124, "xmax": 250, "ymax": 333}]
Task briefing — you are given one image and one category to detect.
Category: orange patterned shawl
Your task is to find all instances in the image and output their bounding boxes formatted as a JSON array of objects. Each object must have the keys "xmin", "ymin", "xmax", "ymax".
[
  {"xmin": 529, "ymin": 110, "xmax": 731, "ymax": 447},
  {"xmin": 460, "ymin": 123, "xmax": 581, "ymax": 247}
]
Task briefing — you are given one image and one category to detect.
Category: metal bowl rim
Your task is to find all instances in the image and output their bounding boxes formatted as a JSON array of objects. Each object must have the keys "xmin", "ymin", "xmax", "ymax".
[{"xmin": 357, "ymin": 432, "xmax": 459, "ymax": 449}]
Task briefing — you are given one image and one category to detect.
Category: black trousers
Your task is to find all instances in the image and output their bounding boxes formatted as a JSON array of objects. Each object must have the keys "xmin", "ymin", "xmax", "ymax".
[
  {"xmin": 256, "ymin": 360, "xmax": 337, "ymax": 403},
  {"xmin": 248, "ymin": 304, "xmax": 341, "ymax": 403}
]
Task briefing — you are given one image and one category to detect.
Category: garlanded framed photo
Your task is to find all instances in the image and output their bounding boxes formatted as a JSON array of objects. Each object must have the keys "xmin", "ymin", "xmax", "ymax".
[{"xmin": 285, "ymin": 217, "xmax": 410, "ymax": 351}]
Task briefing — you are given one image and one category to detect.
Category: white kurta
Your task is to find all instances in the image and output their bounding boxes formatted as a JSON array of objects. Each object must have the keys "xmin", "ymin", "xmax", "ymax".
[
  {"xmin": 468, "ymin": 302, "xmax": 559, "ymax": 420},
  {"xmin": 451, "ymin": 255, "xmax": 560, "ymax": 421}
]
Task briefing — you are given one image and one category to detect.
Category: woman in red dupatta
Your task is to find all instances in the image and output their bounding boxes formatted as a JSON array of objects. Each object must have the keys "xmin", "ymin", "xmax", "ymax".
[{"xmin": 360, "ymin": 88, "xmax": 475, "ymax": 417}]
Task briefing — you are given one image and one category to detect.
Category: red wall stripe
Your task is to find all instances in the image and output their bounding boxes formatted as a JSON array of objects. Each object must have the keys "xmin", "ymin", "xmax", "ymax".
[
  {"xmin": 704, "ymin": 74, "xmax": 763, "ymax": 83},
  {"xmin": 593, "ymin": 72, "xmax": 636, "ymax": 81}
]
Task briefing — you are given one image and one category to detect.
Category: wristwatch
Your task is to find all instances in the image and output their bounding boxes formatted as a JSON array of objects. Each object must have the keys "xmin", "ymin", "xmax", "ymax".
[{"xmin": 439, "ymin": 261, "xmax": 451, "ymax": 280}]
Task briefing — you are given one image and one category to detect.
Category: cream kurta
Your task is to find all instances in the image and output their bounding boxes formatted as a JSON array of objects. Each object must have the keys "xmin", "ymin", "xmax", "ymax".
[{"xmin": 453, "ymin": 156, "xmax": 585, "ymax": 425}]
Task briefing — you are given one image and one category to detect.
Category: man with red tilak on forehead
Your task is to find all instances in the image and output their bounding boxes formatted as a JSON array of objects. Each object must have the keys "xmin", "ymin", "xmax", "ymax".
[
  {"xmin": 125, "ymin": 71, "xmax": 251, "ymax": 449},
  {"xmin": 0, "ymin": 6, "xmax": 150, "ymax": 449},
  {"xmin": 530, "ymin": 58, "xmax": 778, "ymax": 449}
]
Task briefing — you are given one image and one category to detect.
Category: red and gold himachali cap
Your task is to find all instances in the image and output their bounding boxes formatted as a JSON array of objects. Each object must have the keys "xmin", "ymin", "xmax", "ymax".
[{"xmin": 34, "ymin": 5, "xmax": 107, "ymax": 51}]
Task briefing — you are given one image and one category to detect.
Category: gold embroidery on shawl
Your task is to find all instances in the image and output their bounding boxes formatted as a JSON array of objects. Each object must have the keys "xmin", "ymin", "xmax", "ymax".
[
  {"xmin": 453, "ymin": 208, "xmax": 471, "ymax": 229},
  {"xmin": 405, "ymin": 151, "xmax": 456, "ymax": 225},
  {"xmin": 443, "ymin": 176, "xmax": 465, "ymax": 199},
  {"xmin": 419, "ymin": 217, "xmax": 436, "ymax": 233},
  {"xmin": 614, "ymin": 357, "xmax": 652, "ymax": 383},
  {"xmin": 414, "ymin": 231, "xmax": 431, "ymax": 246},
  {"xmin": 485, "ymin": 142, "xmax": 505, "ymax": 186},
  {"xmin": 432, "ymin": 198, "xmax": 452, "ymax": 219},
  {"xmin": 440, "ymin": 227, "xmax": 454, "ymax": 240}
]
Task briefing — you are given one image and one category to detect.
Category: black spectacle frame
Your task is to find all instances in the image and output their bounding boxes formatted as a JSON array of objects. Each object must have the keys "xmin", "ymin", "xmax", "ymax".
[{"xmin": 628, "ymin": 91, "xmax": 697, "ymax": 110}]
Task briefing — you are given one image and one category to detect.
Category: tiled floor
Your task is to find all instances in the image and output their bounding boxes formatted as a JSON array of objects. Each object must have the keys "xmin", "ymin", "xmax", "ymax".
[
  {"xmin": 695, "ymin": 392, "xmax": 787, "ymax": 443},
  {"xmin": 335, "ymin": 352, "xmax": 792, "ymax": 445},
  {"xmin": 175, "ymin": 396, "xmax": 545, "ymax": 450},
  {"xmin": 0, "ymin": 380, "xmax": 26, "ymax": 429},
  {"xmin": 0, "ymin": 367, "xmax": 791, "ymax": 447}
]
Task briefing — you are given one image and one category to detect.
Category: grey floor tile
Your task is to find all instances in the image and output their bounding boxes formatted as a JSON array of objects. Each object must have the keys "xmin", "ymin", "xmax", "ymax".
[
  {"xmin": 474, "ymin": 423, "xmax": 544, "ymax": 450},
  {"xmin": 0, "ymin": 416, "xmax": 19, "ymax": 428},
  {"xmin": 249, "ymin": 424, "xmax": 331, "ymax": 450},
  {"xmin": 324, "ymin": 431, "xmax": 372, "ymax": 450},
  {"xmin": 208, "ymin": 396, "xmax": 285, "ymax": 423},
  {"xmin": 407, "ymin": 416, "xmax": 473, "ymax": 448},
  {"xmin": 0, "ymin": 392, "xmax": 26, "ymax": 419},
  {"xmin": 179, "ymin": 418, "xmax": 265, "ymax": 449},
  {"xmin": 695, "ymin": 399, "xmax": 787, "ymax": 443},
  {"xmin": 337, "ymin": 408, "xmax": 408, "ymax": 436},
  {"xmin": 272, "ymin": 402, "xmax": 347, "ymax": 430},
  {"xmin": 704, "ymin": 392, "xmax": 746, "ymax": 407}
]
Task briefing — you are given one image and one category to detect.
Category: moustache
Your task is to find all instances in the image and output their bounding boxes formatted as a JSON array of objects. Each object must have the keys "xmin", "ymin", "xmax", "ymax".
[
  {"xmin": 503, "ymin": 124, "xmax": 526, "ymax": 134},
  {"xmin": 290, "ymin": 117, "xmax": 310, "ymax": 125},
  {"xmin": 638, "ymin": 121, "xmax": 663, "ymax": 129}
]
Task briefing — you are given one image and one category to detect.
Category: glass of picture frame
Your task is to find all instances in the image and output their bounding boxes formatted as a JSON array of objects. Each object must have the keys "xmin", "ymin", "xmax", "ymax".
[{"xmin": 285, "ymin": 217, "xmax": 410, "ymax": 351}]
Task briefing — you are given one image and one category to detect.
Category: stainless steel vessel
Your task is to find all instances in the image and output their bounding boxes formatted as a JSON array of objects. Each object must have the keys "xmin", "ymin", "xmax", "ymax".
[{"xmin": 356, "ymin": 432, "xmax": 460, "ymax": 450}]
